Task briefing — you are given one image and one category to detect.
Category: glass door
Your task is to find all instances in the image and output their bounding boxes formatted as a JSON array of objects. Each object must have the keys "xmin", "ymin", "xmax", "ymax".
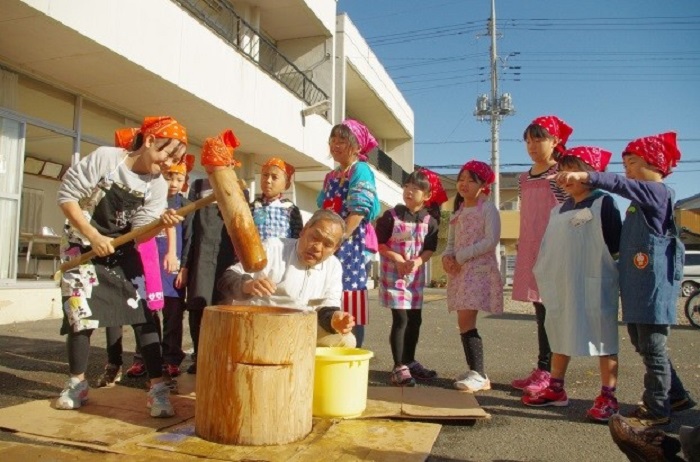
[{"xmin": 0, "ymin": 116, "xmax": 26, "ymax": 282}]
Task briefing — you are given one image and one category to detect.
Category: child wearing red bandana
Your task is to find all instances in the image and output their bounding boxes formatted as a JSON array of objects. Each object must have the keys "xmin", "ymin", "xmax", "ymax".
[
  {"xmin": 522, "ymin": 147, "xmax": 623, "ymax": 422},
  {"xmin": 511, "ymin": 115, "xmax": 572, "ymax": 395},
  {"xmin": 553, "ymin": 132, "xmax": 695, "ymax": 426},
  {"xmin": 375, "ymin": 169, "xmax": 441, "ymax": 386},
  {"xmin": 442, "ymin": 160, "xmax": 503, "ymax": 392}
]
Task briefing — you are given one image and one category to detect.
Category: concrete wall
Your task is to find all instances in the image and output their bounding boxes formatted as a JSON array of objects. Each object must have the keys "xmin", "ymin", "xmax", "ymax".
[
  {"xmin": 21, "ymin": 0, "xmax": 332, "ymax": 165},
  {"xmin": 337, "ymin": 16, "xmax": 414, "ymax": 136}
]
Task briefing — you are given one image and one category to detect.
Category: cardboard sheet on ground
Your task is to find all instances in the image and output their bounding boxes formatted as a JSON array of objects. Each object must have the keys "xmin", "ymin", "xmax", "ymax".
[
  {"xmin": 0, "ymin": 386, "xmax": 194, "ymax": 447},
  {"xmin": 362, "ymin": 386, "xmax": 490, "ymax": 420},
  {"xmin": 0, "ymin": 378, "xmax": 475, "ymax": 459},
  {"xmin": 122, "ymin": 375, "xmax": 487, "ymax": 421},
  {"xmin": 0, "ymin": 441, "xmax": 186, "ymax": 461},
  {"xmin": 128, "ymin": 418, "xmax": 440, "ymax": 462}
]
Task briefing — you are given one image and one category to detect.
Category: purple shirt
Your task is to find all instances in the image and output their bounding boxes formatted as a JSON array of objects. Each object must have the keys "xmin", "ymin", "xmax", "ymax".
[{"xmin": 587, "ymin": 172, "xmax": 673, "ymax": 236}]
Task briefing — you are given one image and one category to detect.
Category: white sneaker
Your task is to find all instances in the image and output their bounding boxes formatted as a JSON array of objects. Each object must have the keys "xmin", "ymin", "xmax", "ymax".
[
  {"xmin": 147, "ymin": 382, "xmax": 175, "ymax": 418},
  {"xmin": 55, "ymin": 378, "xmax": 89, "ymax": 409},
  {"xmin": 454, "ymin": 370, "xmax": 491, "ymax": 392}
]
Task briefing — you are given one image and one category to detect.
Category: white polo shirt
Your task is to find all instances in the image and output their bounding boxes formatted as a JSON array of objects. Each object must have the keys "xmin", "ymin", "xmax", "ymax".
[{"xmin": 221, "ymin": 238, "xmax": 343, "ymax": 310}]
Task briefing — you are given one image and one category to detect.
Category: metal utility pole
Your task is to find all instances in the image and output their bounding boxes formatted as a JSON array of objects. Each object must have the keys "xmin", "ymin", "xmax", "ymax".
[
  {"xmin": 474, "ymin": 0, "xmax": 515, "ymax": 210},
  {"xmin": 488, "ymin": 0, "xmax": 500, "ymax": 209},
  {"xmin": 473, "ymin": 0, "xmax": 516, "ymax": 271}
]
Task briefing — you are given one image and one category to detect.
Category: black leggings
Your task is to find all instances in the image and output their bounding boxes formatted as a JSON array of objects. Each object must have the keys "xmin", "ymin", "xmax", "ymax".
[
  {"xmin": 389, "ymin": 309, "xmax": 423, "ymax": 366},
  {"xmin": 67, "ymin": 320, "xmax": 163, "ymax": 379},
  {"xmin": 188, "ymin": 309, "xmax": 204, "ymax": 361},
  {"xmin": 534, "ymin": 302, "xmax": 552, "ymax": 372},
  {"xmin": 105, "ymin": 311, "xmax": 163, "ymax": 365}
]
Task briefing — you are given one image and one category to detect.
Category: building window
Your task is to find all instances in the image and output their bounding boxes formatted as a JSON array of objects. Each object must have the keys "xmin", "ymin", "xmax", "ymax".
[
  {"xmin": 17, "ymin": 76, "xmax": 75, "ymax": 129},
  {"xmin": 0, "ymin": 117, "xmax": 24, "ymax": 280},
  {"xmin": 81, "ymin": 99, "xmax": 130, "ymax": 141}
]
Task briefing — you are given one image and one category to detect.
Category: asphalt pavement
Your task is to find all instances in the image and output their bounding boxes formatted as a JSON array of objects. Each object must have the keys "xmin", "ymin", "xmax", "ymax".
[{"xmin": 0, "ymin": 288, "xmax": 698, "ymax": 461}]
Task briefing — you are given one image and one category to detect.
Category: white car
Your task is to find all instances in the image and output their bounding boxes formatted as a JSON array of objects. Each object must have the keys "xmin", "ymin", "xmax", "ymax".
[{"xmin": 681, "ymin": 250, "xmax": 700, "ymax": 297}]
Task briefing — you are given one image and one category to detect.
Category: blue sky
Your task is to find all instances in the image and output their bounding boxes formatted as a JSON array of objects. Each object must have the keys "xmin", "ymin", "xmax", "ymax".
[{"xmin": 337, "ymin": 0, "xmax": 700, "ymax": 203}]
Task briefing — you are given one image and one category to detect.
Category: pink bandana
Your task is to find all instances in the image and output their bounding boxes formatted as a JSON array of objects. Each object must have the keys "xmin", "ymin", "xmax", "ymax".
[
  {"xmin": 460, "ymin": 160, "xmax": 495, "ymax": 195},
  {"xmin": 561, "ymin": 146, "xmax": 612, "ymax": 173},
  {"xmin": 623, "ymin": 132, "xmax": 681, "ymax": 177},
  {"xmin": 342, "ymin": 119, "xmax": 378, "ymax": 160},
  {"xmin": 419, "ymin": 168, "xmax": 448, "ymax": 207},
  {"xmin": 532, "ymin": 115, "xmax": 573, "ymax": 152}
]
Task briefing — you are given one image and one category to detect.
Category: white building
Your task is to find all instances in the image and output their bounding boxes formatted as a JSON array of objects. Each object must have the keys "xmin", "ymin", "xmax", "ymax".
[{"xmin": 0, "ymin": 0, "xmax": 414, "ymax": 324}]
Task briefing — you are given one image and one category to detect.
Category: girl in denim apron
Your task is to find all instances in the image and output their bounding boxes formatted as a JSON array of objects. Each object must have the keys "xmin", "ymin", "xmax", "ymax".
[
  {"xmin": 552, "ymin": 132, "xmax": 694, "ymax": 426},
  {"xmin": 510, "ymin": 115, "xmax": 573, "ymax": 395},
  {"xmin": 56, "ymin": 116, "xmax": 187, "ymax": 418},
  {"xmin": 524, "ymin": 147, "xmax": 623, "ymax": 423},
  {"xmin": 317, "ymin": 120, "xmax": 380, "ymax": 348},
  {"xmin": 251, "ymin": 157, "xmax": 302, "ymax": 240},
  {"xmin": 442, "ymin": 161, "xmax": 503, "ymax": 392},
  {"xmin": 376, "ymin": 170, "xmax": 440, "ymax": 386}
]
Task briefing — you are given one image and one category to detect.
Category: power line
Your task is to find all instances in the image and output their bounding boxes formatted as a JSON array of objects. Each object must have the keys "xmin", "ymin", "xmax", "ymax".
[
  {"xmin": 420, "ymin": 161, "xmax": 700, "ymax": 171},
  {"xmin": 417, "ymin": 138, "xmax": 700, "ymax": 145}
]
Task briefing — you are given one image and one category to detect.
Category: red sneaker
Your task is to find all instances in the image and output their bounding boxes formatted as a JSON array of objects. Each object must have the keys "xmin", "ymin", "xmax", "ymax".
[
  {"xmin": 512, "ymin": 368, "xmax": 550, "ymax": 393},
  {"xmin": 587, "ymin": 394, "xmax": 619, "ymax": 422},
  {"xmin": 522, "ymin": 387, "xmax": 569, "ymax": 407},
  {"xmin": 126, "ymin": 361, "xmax": 146, "ymax": 378},
  {"xmin": 522, "ymin": 370, "xmax": 551, "ymax": 395},
  {"xmin": 164, "ymin": 364, "xmax": 181, "ymax": 378}
]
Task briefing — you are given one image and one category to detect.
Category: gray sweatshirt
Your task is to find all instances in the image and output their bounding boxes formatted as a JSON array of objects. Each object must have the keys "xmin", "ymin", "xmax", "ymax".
[{"xmin": 58, "ymin": 146, "xmax": 168, "ymax": 233}]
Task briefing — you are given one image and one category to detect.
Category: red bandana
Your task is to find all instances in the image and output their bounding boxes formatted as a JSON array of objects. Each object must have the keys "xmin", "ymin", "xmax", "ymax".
[
  {"xmin": 418, "ymin": 168, "xmax": 448, "ymax": 207},
  {"xmin": 531, "ymin": 115, "xmax": 573, "ymax": 151},
  {"xmin": 623, "ymin": 132, "xmax": 681, "ymax": 177},
  {"xmin": 460, "ymin": 160, "xmax": 495, "ymax": 194},
  {"xmin": 561, "ymin": 146, "xmax": 612, "ymax": 173}
]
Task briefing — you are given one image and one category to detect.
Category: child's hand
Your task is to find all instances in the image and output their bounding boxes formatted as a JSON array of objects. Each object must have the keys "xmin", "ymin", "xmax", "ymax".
[
  {"xmin": 402, "ymin": 258, "xmax": 422, "ymax": 276},
  {"xmin": 87, "ymin": 231, "xmax": 114, "ymax": 257},
  {"xmin": 175, "ymin": 267, "xmax": 188, "ymax": 289},
  {"xmin": 163, "ymin": 252, "xmax": 179, "ymax": 273},
  {"xmin": 243, "ymin": 277, "xmax": 277, "ymax": 297},
  {"xmin": 161, "ymin": 209, "xmax": 183, "ymax": 227},
  {"xmin": 442, "ymin": 255, "xmax": 459, "ymax": 275},
  {"xmin": 396, "ymin": 260, "xmax": 409, "ymax": 277},
  {"xmin": 548, "ymin": 171, "xmax": 589, "ymax": 187},
  {"xmin": 331, "ymin": 310, "xmax": 355, "ymax": 334}
]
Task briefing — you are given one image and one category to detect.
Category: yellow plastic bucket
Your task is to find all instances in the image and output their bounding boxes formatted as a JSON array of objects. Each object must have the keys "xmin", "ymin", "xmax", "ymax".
[{"xmin": 313, "ymin": 347, "xmax": 374, "ymax": 418}]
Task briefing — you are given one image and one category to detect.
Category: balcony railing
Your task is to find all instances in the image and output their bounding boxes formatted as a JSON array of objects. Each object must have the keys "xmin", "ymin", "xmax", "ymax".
[
  {"xmin": 173, "ymin": 0, "xmax": 328, "ymax": 106},
  {"xmin": 367, "ymin": 149, "xmax": 409, "ymax": 187}
]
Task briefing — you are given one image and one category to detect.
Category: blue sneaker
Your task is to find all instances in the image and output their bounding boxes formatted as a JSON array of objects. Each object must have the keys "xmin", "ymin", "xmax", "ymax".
[{"xmin": 147, "ymin": 382, "xmax": 175, "ymax": 418}]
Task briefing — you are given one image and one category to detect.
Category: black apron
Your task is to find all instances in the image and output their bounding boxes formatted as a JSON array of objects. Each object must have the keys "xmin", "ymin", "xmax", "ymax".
[
  {"xmin": 185, "ymin": 179, "xmax": 236, "ymax": 311},
  {"xmin": 60, "ymin": 173, "xmax": 153, "ymax": 334}
]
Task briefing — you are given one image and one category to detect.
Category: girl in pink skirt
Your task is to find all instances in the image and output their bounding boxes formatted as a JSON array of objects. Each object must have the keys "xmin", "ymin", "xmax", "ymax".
[{"xmin": 442, "ymin": 161, "xmax": 503, "ymax": 392}]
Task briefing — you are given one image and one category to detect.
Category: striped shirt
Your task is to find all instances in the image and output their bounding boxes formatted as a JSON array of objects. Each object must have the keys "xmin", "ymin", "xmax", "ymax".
[{"xmin": 518, "ymin": 164, "xmax": 568, "ymax": 204}]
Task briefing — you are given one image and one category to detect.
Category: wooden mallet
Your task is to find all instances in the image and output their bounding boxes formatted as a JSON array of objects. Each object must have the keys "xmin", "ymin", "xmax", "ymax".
[
  {"xmin": 59, "ymin": 193, "xmax": 217, "ymax": 273},
  {"xmin": 200, "ymin": 129, "xmax": 267, "ymax": 273}
]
